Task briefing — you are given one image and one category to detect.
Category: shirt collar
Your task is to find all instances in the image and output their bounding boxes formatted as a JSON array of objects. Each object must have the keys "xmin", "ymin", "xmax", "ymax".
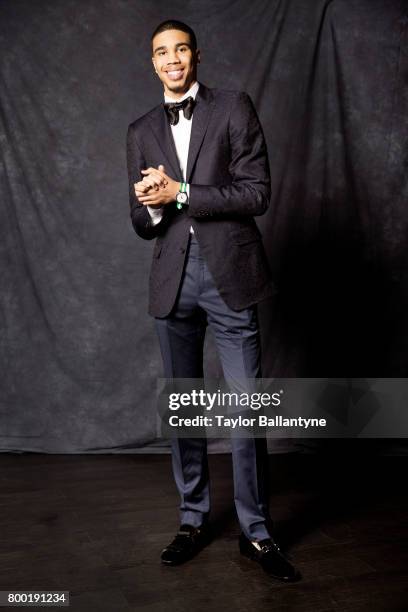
[{"xmin": 164, "ymin": 81, "xmax": 200, "ymax": 104}]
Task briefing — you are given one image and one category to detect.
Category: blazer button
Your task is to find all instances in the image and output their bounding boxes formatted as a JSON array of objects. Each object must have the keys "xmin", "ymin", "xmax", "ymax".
[{"xmin": 180, "ymin": 247, "xmax": 186, "ymax": 254}]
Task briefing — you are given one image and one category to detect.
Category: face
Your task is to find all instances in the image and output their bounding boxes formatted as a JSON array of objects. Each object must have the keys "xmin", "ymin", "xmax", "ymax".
[{"xmin": 152, "ymin": 29, "xmax": 200, "ymax": 99}]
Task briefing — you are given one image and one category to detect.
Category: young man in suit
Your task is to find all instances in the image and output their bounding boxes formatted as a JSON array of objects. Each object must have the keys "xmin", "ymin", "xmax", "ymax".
[{"xmin": 126, "ymin": 19, "xmax": 300, "ymax": 582}]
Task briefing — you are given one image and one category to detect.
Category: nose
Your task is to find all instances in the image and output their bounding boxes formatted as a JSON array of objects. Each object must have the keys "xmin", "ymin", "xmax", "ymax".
[{"xmin": 167, "ymin": 49, "xmax": 181, "ymax": 65}]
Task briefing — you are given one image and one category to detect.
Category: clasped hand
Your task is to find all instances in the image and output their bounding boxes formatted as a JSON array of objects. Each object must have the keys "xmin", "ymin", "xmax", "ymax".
[{"xmin": 134, "ymin": 165, "xmax": 179, "ymax": 207}]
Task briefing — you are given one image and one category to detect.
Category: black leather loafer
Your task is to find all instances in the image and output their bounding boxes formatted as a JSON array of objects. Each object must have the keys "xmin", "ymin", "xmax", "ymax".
[
  {"xmin": 239, "ymin": 533, "xmax": 301, "ymax": 582},
  {"xmin": 161, "ymin": 523, "xmax": 211, "ymax": 565}
]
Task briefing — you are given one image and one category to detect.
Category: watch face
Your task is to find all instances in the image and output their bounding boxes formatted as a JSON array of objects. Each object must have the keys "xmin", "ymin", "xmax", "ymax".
[{"xmin": 176, "ymin": 192, "xmax": 188, "ymax": 204}]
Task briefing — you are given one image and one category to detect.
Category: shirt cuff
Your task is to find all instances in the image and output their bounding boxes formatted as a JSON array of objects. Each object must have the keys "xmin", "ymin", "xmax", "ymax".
[{"xmin": 147, "ymin": 205, "xmax": 164, "ymax": 225}]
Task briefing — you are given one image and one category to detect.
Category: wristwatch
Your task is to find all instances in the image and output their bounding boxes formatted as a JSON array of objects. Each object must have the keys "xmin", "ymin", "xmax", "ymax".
[{"xmin": 176, "ymin": 182, "xmax": 189, "ymax": 209}]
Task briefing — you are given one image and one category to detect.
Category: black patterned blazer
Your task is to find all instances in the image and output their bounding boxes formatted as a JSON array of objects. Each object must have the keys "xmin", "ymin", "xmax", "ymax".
[{"xmin": 126, "ymin": 82, "xmax": 276, "ymax": 318}]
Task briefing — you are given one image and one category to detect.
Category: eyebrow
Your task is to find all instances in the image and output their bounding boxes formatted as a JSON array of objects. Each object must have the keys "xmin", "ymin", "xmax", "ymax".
[{"xmin": 153, "ymin": 42, "xmax": 191, "ymax": 54}]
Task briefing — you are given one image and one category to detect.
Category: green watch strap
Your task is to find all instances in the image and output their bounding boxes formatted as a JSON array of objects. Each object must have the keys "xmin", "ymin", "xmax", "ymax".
[{"xmin": 176, "ymin": 182, "xmax": 187, "ymax": 210}]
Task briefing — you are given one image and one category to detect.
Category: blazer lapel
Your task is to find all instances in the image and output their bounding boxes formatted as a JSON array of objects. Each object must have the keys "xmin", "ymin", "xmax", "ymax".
[
  {"xmin": 147, "ymin": 106, "xmax": 183, "ymax": 180},
  {"xmin": 146, "ymin": 83, "xmax": 215, "ymax": 183},
  {"xmin": 186, "ymin": 83, "xmax": 215, "ymax": 183}
]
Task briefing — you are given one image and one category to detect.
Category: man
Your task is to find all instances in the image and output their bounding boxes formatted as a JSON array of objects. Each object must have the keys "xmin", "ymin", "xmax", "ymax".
[{"xmin": 126, "ymin": 19, "xmax": 300, "ymax": 582}]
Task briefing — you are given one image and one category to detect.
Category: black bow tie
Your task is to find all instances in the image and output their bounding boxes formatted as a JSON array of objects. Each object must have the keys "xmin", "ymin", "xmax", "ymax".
[{"xmin": 164, "ymin": 96, "xmax": 195, "ymax": 126}]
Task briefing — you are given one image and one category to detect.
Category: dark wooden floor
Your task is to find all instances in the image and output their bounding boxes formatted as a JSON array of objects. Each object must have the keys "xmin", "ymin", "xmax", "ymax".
[{"xmin": 0, "ymin": 450, "xmax": 407, "ymax": 611}]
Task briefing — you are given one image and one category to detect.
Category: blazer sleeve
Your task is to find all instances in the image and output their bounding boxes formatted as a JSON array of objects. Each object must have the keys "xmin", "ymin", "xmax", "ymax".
[
  {"xmin": 126, "ymin": 123, "xmax": 166, "ymax": 240},
  {"xmin": 187, "ymin": 92, "xmax": 271, "ymax": 219}
]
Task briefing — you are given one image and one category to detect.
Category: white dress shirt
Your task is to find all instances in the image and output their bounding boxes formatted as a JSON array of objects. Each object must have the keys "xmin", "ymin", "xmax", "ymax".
[{"xmin": 146, "ymin": 81, "xmax": 199, "ymax": 234}]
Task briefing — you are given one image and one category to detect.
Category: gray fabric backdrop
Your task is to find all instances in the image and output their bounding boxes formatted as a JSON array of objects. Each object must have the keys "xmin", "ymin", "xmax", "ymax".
[{"xmin": 1, "ymin": 0, "xmax": 407, "ymax": 452}]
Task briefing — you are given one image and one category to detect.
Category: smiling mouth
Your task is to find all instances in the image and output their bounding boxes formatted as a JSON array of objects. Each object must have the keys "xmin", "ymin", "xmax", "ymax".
[{"xmin": 166, "ymin": 69, "xmax": 184, "ymax": 80}]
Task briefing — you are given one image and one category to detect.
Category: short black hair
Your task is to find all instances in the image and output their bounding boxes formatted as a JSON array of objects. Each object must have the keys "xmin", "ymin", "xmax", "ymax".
[{"xmin": 151, "ymin": 20, "xmax": 197, "ymax": 51}]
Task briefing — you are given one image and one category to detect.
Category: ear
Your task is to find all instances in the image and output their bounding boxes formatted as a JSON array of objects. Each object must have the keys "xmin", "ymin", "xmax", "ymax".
[
  {"xmin": 152, "ymin": 58, "xmax": 158, "ymax": 73},
  {"xmin": 196, "ymin": 49, "xmax": 201, "ymax": 64}
]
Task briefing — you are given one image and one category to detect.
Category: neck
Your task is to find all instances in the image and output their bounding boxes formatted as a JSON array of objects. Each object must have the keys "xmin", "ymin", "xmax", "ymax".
[{"xmin": 165, "ymin": 79, "xmax": 197, "ymax": 100}]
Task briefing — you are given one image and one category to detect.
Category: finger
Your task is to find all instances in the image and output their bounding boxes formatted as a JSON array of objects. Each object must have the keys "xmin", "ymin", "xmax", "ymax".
[
  {"xmin": 139, "ymin": 195, "xmax": 162, "ymax": 204},
  {"xmin": 136, "ymin": 178, "xmax": 160, "ymax": 194},
  {"xmin": 135, "ymin": 188, "xmax": 149, "ymax": 197},
  {"xmin": 147, "ymin": 175, "xmax": 164, "ymax": 188},
  {"xmin": 138, "ymin": 190, "xmax": 158, "ymax": 198},
  {"xmin": 136, "ymin": 187, "xmax": 154, "ymax": 196},
  {"xmin": 143, "ymin": 170, "xmax": 168, "ymax": 187},
  {"xmin": 141, "ymin": 167, "xmax": 167, "ymax": 182},
  {"xmin": 142, "ymin": 177, "xmax": 160, "ymax": 190},
  {"xmin": 134, "ymin": 182, "xmax": 149, "ymax": 193},
  {"xmin": 141, "ymin": 168, "xmax": 168, "ymax": 180},
  {"xmin": 136, "ymin": 190, "xmax": 151, "ymax": 198}
]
